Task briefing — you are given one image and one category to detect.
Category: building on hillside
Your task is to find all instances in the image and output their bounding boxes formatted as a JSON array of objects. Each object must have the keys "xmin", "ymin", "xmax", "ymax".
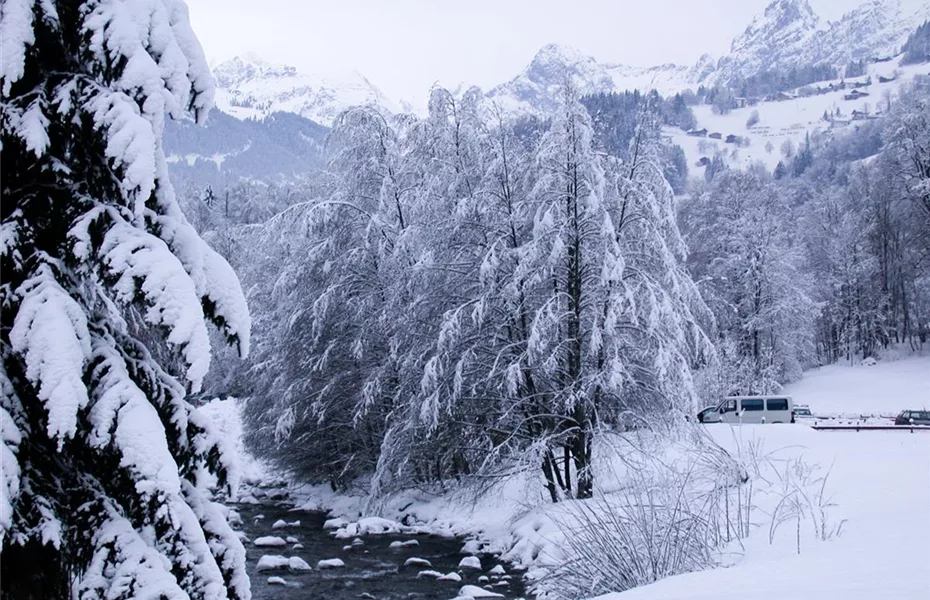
[
  {"xmin": 725, "ymin": 134, "xmax": 742, "ymax": 144},
  {"xmin": 696, "ymin": 156, "xmax": 710, "ymax": 167},
  {"xmin": 709, "ymin": 132, "xmax": 722, "ymax": 140},
  {"xmin": 687, "ymin": 128, "xmax": 708, "ymax": 137},
  {"xmin": 878, "ymin": 75, "xmax": 896, "ymax": 84}
]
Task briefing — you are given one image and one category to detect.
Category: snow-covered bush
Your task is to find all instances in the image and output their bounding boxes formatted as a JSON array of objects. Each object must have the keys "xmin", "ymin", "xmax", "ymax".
[
  {"xmin": 538, "ymin": 428, "xmax": 746, "ymax": 599},
  {"xmin": 1, "ymin": 1, "xmax": 251, "ymax": 597}
]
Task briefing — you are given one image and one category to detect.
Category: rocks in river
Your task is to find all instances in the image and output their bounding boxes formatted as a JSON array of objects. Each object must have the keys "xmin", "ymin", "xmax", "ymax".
[
  {"xmin": 350, "ymin": 538, "xmax": 365, "ymax": 546},
  {"xmin": 266, "ymin": 576, "xmax": 286, "ymax": 585},
  {"xmin": 266, "ymin": 489, "xmax": 289, "ymax": 500},
  {"xmin": 240, "ymin": 495, "xmax": 260, "ymax": 505},
  {"xmin": 458, "ymin": 556, "xmax": 482, "ymax": 570},
  {"xmin": 389, "ymin": 539, "xmax": 420, "ymax": 549},
  {"xmin": 488, "ymin": 564, "xmax": 505, "ymax": 575},
  {"xmin": 227, "ymin": 510, "xmax": 242, "ymax": 526},
  {"xmin": 254, "ymin": 536, "xmax": 287, "ymax": 547},
  {"xmin": 323, "ymin": 517, "xmax": 348, "ymax": 529},
  {"xmin": 458, "ymin": 584, "xmax": 504, "ymax": 598},
  {"xmin": 357, "ymin": 594, "xmax": 377, "ymax": 600},
  {"xmin": 293, "ymin": 543, "xmax": 304, "ymax": 550},
  {"xmin": 272, "ymin": 519, "xmax": 300, "ymax": 529},
  {"xmin": 257, "ymin": 555, "xmax": 311, "ymax": 572},
  {"xmin": 437, "ymin": 572, "xmax": 462, "ymax": 582},
  {"xmin": 316, "ymin": 558, "xmax": 346, "ymax": 569},
  {"xmin": 403, "ymin": 557, "xmax": 432, "ymax": 567},
  {"xmin": 285, "ymin": 536, "xmax": 298, "ymax": 543},
  {"xmin": 416, "ymin": 570, "xmax": 443, "ymax": 579},
  {"xmin": 257, "ymin": 555, "xmax": 289, "ymax": 571},
  {"xmin": 461, "ymin": 540, "xmax": 481, "ymax": 554},
  {"xmin": 478, "ymin": 575, "xmax": 489, "ymax": 583},
  {"xmin": 287, "ymin": 556, "xmax": 312, "ymax": 571}
]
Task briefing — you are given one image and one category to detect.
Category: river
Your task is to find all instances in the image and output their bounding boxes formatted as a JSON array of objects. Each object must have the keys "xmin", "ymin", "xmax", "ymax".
[{"xmin": 233, "ymin": 497, "xmax": 529, "ymax": 599}]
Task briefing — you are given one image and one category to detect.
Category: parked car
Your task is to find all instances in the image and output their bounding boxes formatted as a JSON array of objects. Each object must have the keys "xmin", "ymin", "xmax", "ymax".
[
  {"xmin": 697, "ymin": 406, "xmax": 719, "ymax": 423},
  {"xmin": 894, "ymin": 410, "xmax": 930, "ymax": 426},
  {"xmin": 792, "ymin": 405, "xmax": 813, "ymax": 422}
]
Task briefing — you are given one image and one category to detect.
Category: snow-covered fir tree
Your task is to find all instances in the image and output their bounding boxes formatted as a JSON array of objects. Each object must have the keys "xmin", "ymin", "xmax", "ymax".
[{"xmin": 1, "ymin": 1, "xmax": 251, "ymax": 597}]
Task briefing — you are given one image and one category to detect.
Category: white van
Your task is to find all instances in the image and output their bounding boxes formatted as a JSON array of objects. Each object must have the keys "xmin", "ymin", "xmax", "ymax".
[{"xmin": 702, "ymin": 396, "xmax": 794, "ymax": 424}]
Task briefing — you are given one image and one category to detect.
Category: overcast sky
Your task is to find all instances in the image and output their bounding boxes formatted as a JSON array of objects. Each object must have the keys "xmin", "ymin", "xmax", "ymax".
[{"xmin": 186, "ymin": 0, "xmax": 860, "ymax": 103}]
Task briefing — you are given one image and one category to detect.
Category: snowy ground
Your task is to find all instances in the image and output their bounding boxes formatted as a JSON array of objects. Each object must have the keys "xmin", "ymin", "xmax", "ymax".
[
  {"xmin": 593, "ymin": 426, "xmax": 930, "ymax": 600},
  {"xmin": 782, "ymin": 353, "xmax": 930, "ymax": 418}
]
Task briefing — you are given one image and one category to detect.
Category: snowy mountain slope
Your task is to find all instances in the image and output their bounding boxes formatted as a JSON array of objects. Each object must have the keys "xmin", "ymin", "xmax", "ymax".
[
  {"xmin": 710, "ymin": 0, "xmax": 821, "ymax": 85},
  {"xmin": 707, "ymin": 0, "xmax": 930, "ymax": 86},
  {"xmin": 212, "ymin": 54, "xmax": 398, "ymax": 126},
  {"xmin": 669, "ymin": 56, "xmax": 930, "ymax": 174},
  {"xmin": 486, "ymin": 44, "xmax": 695, "ymax": 115},
  {"xmin": 164, "ymin": 109, "xmax": 328, "ymax": 185}
]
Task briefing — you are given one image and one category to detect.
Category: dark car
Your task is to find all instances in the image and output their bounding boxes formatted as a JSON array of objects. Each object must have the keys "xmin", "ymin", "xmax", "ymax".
[
  {"xmin": 792, "ymin": 406, "xmax": 813, "ymax": 421},
  {"xmin": 894, "ymin": 410, "xmax": 930, "ymax": 426}
]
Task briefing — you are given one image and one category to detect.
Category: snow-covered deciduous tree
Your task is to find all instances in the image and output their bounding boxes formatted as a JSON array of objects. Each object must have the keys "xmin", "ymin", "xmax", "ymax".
[
  {"xmin": 415, "ymin": 88, "xmax": 712, "ymax": 501},
  {"xmin": 1, "ymin": 1, "xmax": 251, "ymax": 597},
  {"xmin": 682, "ymin": 169, "xmax": 816, "ymax": 392}
]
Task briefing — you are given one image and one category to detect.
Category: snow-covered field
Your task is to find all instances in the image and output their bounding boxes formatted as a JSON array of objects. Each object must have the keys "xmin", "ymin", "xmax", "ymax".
[
  {"xmin": 784, "ymin": 353, "xmax": 930, "ymax": 417},
  {"xmin": 593, "ymin": 425, "xmax": 930, "ymax": 600}
]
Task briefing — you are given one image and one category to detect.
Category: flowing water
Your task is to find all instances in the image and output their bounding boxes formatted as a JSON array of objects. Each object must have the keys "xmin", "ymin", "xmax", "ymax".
[{"xmin": 234, "ymin": 498, "xmax": 528, "ymax": 599}]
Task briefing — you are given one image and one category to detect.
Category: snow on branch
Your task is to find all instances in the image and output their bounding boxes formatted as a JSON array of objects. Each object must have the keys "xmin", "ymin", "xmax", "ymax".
[
  {"xmin": 10, "ymin": 263, "xmax": 92, "ymax": 443},
  {"xmin": 98, "ymin": 219, "xmax": 212, "ymax": 390}
]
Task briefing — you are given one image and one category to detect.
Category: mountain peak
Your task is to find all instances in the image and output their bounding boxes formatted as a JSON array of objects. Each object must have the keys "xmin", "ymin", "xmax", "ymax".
[{"xmin": 210, "ymin": 57, "xmax": 398, "ymax": 126}]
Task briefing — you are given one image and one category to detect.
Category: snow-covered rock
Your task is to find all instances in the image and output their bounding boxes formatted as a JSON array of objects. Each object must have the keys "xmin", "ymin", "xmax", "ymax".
[
  {"xmin": 437, "ymin": 572, "xmax": 463, "ymax": 582},
  {"xmin": 458, "ymin": 585, "xmax": 504, "ymax": 598},
  {"xmin": 266, "ymin": 576, "xmax": 287, "ymax": 585},
  {"xmin": 323, "ymin": 517, "xmax": 348, "ymax": 529},
  {"xmin": 293, "ymin": 543, "xmax": 304, "ymax": 549},
  {"xmin": 478, "ymin": 575, "xmax": 489, "ymax": 583},
  {"xmin": 271, "ymin": 519, "xmax": 288, "ymax": 529},
  {"xmin": 488, "ymin": 565, "xmax": 506, "ymax": 575},
  {"xmin": 416, "ymin": 570, "xmax": 443, "ymax": 579},
  {"xmin": 285, "ymin": 536, "xmax": 298, "ymax": 543},
  {"xmin": 227, "ymin": 509, "xmax": 242, "ymax": 526},
  {"xmin": 458, "ymin": 556, "xmax": 482, "ymax": 570},
  {"xmin": 316, "ymin": 558, "xmax": 346, "ymax": 569},
  {"xmin": 287, "ymin": 556, "xmax": 312, "ymax": 571},
  {"xmin": 404, "ymin": 557, "xmax": 432, "ymax": 567},
  {"xmin": 254, "ymin": 536, "xmax": 287, "ymax": 547},
  {"xmin": 256, "ymin": 555, "xmax": 289, "ymax": 571}
]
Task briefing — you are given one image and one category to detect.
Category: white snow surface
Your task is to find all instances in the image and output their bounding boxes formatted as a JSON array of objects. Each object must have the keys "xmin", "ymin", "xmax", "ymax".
[
  {"xmin": 783, "ymin": 353, "xmax": 930, "ymax": 417},
  {"xmin": 591, "ymin": 426, "xmax": 930, "ymax": 600}
]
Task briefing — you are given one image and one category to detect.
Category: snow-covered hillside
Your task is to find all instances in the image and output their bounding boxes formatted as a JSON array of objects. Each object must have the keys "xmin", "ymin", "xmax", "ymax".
[
  {"xmin": 670, "ymin": 55, "xmax": 930, "ymax": 173},
  {"xmin": 212, "ymin": 54, "xmax": 398, "ymax": 126}
]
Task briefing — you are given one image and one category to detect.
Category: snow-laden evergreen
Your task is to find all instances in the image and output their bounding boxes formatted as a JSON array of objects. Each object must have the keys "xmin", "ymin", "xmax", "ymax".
[{"xmin": 1, "ymin": 1, "xmax": 251, "ymax": 597}]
